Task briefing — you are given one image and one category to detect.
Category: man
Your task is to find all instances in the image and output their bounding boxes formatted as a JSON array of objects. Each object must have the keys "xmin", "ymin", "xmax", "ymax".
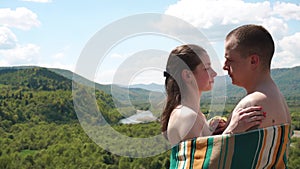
[{"xmin": 222, "ymin": 24, "xmax": 291, "ymax": 133}]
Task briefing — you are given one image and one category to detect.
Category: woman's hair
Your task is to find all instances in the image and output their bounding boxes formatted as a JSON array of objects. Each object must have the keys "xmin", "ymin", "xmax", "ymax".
[{"xmin": 161, "ymin": 44, "xmax": 207, "ymax": 138}]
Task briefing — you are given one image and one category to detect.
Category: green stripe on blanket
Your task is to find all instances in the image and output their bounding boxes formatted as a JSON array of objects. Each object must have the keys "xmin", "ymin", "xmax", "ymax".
[{"xmin": 170, "ymin": 124, "xmax": 291, "ymax": 169}]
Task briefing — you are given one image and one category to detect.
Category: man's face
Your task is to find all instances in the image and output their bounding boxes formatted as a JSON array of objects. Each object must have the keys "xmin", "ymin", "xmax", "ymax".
[{"xmin": 223, "ymin": 36, "xmax": 251, "ymax": 87}]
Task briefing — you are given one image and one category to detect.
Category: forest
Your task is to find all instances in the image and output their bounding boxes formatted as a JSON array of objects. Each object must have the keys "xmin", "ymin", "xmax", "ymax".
[{"xmin": 0, "ymin": 66, "xmax": 299, "ymax": 169}]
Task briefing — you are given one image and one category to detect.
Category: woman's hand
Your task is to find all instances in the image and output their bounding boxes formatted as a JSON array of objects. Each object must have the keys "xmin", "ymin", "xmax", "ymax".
[
  {"xmin": 209, "ymin": 116, "xmax": 227, "ymax": 135},
  {"xmin": 223, "ymin": 106, "xmax": 266, "ymax": 134}
]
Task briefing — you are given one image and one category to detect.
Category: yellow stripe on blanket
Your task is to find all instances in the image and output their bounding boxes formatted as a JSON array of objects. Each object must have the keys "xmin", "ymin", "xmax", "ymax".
[{"xmin": 170, "ymin": 124, "xmax": 291, "ymax": 169}]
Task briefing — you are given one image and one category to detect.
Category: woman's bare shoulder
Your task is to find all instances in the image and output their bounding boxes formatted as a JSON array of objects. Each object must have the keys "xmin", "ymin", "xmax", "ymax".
[{"xmin": 167, "ymin": 106, "xmax": 199, "ymax": 145}]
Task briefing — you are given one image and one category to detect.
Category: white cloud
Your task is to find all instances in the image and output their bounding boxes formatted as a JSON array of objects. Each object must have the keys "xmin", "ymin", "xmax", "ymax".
[
  {"xmin": 165, "ymin": 0, "xmax": 271, "ymax": 29},
  {"xmin": 165, "ymin": 0, "xmax": 300, "ymax": 69},
  {"xmin": 0, "ymin": 25, "xmax": 41, "ymax": 67},
  {"xmin": 0, "ymin": 27, "xmax": 17, "ymax": 49},
  {"xmin": 21, "ymin": 0, "xmax": 52, "ymax": 3},
  {"xmin": 273, "ymin": 32, "xmax": 300, "ymax": 68},
  {"xmin": 165, "ymin": 0, "xmax": 300, "ymax": 41},
  {"xmin": 53, "ymin": 52, "xmax": 64, "ymax": 59},
  {"xmin": 0, "ymin": 43, "xmax": 40, "ymax": 65},
  {"xmin": 0, "ymin": 7, "xmax": 40, "ymax": 30},
  {"xmin": 261, "ymin": 17, "xmax": 288, "ymax": 40},
  {"xmin": 273, "ymin": 2, "xmax": 300, "ymax": 21},
  {"xmin": 51, "ymin": 45, "xmax": 71, "ymax": 59},
  {"xmin": 0, "ymin": 7, "xmax": 41, "ymax": 66}
]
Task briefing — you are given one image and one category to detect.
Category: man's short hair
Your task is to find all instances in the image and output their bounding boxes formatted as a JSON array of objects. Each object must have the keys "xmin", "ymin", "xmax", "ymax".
[{"xmin": 226, "ymin": 24, "xmax": 275, "ymax": 70}]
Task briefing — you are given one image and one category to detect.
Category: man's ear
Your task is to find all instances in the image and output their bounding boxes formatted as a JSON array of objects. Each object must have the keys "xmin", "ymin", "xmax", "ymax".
[{"xmin": 250, "ymin": 54, "xmax": 259, "ymax": 69}]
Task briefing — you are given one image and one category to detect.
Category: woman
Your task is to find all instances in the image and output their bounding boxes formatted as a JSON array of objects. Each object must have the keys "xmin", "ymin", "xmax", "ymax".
[{"xmin": 161, "ymin": 44, "xmax": 264, "ymax": 146}]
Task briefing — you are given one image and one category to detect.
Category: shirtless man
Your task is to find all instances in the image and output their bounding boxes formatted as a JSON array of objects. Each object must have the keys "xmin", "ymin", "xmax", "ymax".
[{"xmin": 222, "ymin": 24, "xmax": 291, "ymax": 134}]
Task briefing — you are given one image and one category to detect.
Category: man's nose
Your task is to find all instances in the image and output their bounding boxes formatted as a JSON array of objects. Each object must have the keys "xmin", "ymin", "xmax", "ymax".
[{"xmin": 223, "ymin": 61, "xmax": 228, "ymax": 70}]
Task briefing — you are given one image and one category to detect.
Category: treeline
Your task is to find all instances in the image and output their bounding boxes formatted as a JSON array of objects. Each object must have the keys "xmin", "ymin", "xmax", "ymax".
[{"xmin": 0, "ymin": 84, "xmax": 125, "ymax": 130}]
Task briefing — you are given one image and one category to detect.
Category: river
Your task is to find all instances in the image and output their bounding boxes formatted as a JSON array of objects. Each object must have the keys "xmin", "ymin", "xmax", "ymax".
[{"xmin": 119, "ymin": 110, "xmax": 157, "ymax": 124}]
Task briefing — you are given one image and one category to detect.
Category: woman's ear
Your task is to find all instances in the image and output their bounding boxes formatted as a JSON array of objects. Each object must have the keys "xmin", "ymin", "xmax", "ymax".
[{"xmin": 181, "ymin": 69, "xmax": 192, "ymax": 82}]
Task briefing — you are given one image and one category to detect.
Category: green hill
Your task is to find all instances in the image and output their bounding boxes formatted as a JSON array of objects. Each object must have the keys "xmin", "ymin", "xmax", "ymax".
[
  {"xmin": 0, "ymin": 66, "xmax": 299, "ymax": 169},
  {"xmin": 217, "ymin": 66, "xmax": 300, "ymax": 99},
  {"xmin": 0, "ymin": 67, "xmax": 71, "ymax": 91},
  {"xmin": 0, "ymin": 66, "xmax": 169, "ymax": 169},
  {"xmin": 0, "ymin": 66, "xmax": 165, "ymax": 126},
  {"xmin": 0, "ymin": 67, "xmax": 119, "ymax": 127},
  {"xmin": 225, "ymin": 66, "xmax": 300, "ymax": 107},
  {"xmin": 51, "ymin": 67, "xmax": 164, "ymax": 115},
  {"xmin": 271, "ymin": 66, "xmax": 300, "ymax": 97}
]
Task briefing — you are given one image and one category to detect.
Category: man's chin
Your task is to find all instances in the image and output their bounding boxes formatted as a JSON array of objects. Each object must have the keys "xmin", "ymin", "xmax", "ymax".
[
  {"xmin": 231, "ymin": 81, "xmax": 243, "ymax": 87},
  {"xmin": 230, "ymin": 78, "xmax": 236, "ymax": 85}
]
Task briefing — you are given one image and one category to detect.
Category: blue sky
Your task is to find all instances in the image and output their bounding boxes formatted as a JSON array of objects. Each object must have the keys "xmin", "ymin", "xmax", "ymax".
[{"xmin": 1, "ymin": 0, "xmax": 300, "ymax": 85}]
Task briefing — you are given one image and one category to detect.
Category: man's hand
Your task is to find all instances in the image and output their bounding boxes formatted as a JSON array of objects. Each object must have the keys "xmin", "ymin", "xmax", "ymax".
[{"xmin": 223, "ymin": 106, "xmax": 266, "ymax": 134}]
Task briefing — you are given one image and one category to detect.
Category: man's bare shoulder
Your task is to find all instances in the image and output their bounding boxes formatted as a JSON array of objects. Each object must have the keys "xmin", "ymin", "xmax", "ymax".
[
  {"xmin": 233, "ymin": 91, "xmax": 291, "ymax": 128},
  {"xmin": 235, "ymin": 92, "xmax": 267, "ymax": 109}
]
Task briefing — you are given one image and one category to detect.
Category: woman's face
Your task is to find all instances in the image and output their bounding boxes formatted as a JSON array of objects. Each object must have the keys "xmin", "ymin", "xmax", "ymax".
[{"xmin": 192, "ymin": 54, "xmax": 217, "ymax": 92}]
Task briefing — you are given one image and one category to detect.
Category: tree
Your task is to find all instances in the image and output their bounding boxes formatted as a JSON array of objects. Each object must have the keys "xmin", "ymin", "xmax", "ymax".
[{"xmin": 118, "ymin": 157, "xmax": 131, "ymax": 169}]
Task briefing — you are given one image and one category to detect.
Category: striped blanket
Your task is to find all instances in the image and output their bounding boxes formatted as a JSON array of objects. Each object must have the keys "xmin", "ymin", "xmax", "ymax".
[{"xmin": 170, "ymin": 124, "xmax": 291, "ymax": 169}]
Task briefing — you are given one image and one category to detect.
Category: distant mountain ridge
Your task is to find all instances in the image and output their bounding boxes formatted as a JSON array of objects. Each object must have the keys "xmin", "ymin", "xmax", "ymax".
[
  {"xmin": 129, "ymin": 83, "xmax": 165, "ymax": 92},
  {"xmin": 1, "ymin": 65, "xmax": 299, "ymax": 95},
  {"xmin": 0, "ymin": 65, "xmax": 299, "ymax": 109},
  {"xmin": 130, "ymin": 66, "xmax": 300, "ymax": 99},
  {"xmin": 0, "ymin": 66, "xmax": 164, "ymax": 116}
]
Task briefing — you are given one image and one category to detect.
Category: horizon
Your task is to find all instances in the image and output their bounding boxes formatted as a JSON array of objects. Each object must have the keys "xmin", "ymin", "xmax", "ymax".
[{"xmin": 1, "ymin": 64, "xmax": 299, "ymax": 86}]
